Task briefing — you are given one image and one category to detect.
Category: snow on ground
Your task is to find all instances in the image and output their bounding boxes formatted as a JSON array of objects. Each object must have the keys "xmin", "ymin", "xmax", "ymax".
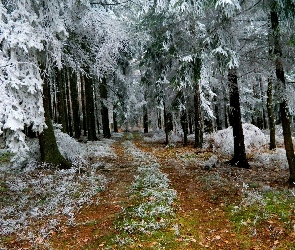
[
  {"xmin": 144, "ymin": 124, "xmax": 289, "ymax": 169},
  {"xmin": 115, "ymin": 136, "xmax": 177, "ymax": 243},
  {"xmin": 210, "ymin": 123, "xmax": 267, "ymax": 157},
  {"xmin": 143, "ymin": 131, "xmax": 183, "ymax": 144},
  {"xmin": 0, "ymin": 130, "xmax": 114, "ymax": 247}
]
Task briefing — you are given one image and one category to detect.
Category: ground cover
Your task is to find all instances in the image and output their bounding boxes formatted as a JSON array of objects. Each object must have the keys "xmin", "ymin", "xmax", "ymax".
[{"xmin": 1, "ymin": 126, "xmax": 295, "ymax": 249}]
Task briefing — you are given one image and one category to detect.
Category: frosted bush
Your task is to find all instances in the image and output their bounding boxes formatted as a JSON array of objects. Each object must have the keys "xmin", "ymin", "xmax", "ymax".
[
  {"xmin": 253, "ymin": 148, "xmax": 288, "ymax": 169},
  {"xmin": 212, "ymin": 123, "xmax": 267, "ymax": 156}
]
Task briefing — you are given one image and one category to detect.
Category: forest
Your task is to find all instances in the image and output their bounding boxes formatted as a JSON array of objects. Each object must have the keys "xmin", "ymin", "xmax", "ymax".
[{"xmin": 1, "ymin": 0, "xmax": 295, "ymax": 249}]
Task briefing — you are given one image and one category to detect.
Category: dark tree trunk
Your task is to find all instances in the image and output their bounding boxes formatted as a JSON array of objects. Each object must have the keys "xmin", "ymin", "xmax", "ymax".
[
  {"xmin": 271, "ymin": 10, "xmax": 295, "ymax": 185},
  {"xmin": 164, "ymin": 103, "xmax": 169, "ymax": 145},
  {"xmin": 55, "ymin": 68, "xmax": 67, "ymax": 133},
  {"xmin": 65, "ymin": 69, "xmax": 73, "ymax": 137},
  {"xmin": 193, "ymin": 57, "xmax": 203, "ymax": 148},
  {"xmin": 228, "ymin": 68, "xmax": 250, "ymax": 169},
  {"xmin": 158, "ymin": 110, "xmax": 162, "ymax": 129},
  {"xmin": 188, "ymin": 113, "xmax": 193, "ymax": 134},
  {"xmin": 180, "ymin": 110, "xmax": 188, "ymax": 146},
  {"xmin": 26, "ymin": 124, "xmax": 37, "ymax": 138},
  {"xmin": 100, "ymin": 77, "xmax": 111, "ymax": 138},
  {"xmin": 93, "ymin": 87, "xmax": 101, "ymax": 135},
  {"xmin": 57, "ymin": 70, "xmax": 69, "ymax": 133},
  {"xmin": 85, "ymin": 74, "xmax": 98, "ymax": 141},
  {"xmin": 80, "ymin": 74, "xmax": 87, "ymax": 136},
  {"xmin": 69, "ymin": 69, "xmax": 81, "ymax": 139},
  {"xmin": 38, "ymin": 67, "xmax": 71, "ymax": 169},
  {"xmin": 267, "ymin": 79, "xmax": 276, "ymax": 150},
  {"xmin": 143, "ymin": 105, "xmax": 148, "ymax": 133},
  {"xmin": 259, "ymin": 79, "xmax": 267, "ymax": 129},
  {"xmin": 113, "ymin": 110, "xmax": 118, "ymax": 132}
]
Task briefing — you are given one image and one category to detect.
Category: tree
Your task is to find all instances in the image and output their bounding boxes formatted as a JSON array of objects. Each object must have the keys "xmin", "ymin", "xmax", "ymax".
[
  {"xmin": 100, "ymin": 77, "xmax": 111, "ymax": 138},
  {"xmin": 269, "ymin": 4, "xmax": 295, "ymax": 185},
  {"xmin": 38, "ymin": 64, "xmax": 71, "ymax": 169}
]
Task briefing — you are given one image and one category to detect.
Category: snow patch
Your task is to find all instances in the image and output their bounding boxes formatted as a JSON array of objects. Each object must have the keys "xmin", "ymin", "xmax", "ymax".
[{"xmin": 211, "ymin": 123, "xmax": 267, "ymax": 156}]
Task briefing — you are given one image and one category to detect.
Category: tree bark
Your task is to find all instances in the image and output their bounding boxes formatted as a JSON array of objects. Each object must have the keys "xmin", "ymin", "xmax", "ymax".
[
  {"xmin": 163, "ymin": 103, "xmax": 169, "ymax": 145},
  {"xmin": 56, "ymin": 68, "xmax": 67, "ymax": 133},
  {"xmin": 113, "ymin": 110, "xmax": 118, "ymax": 132},
  {"xmin": 85, "ymin": 74, "xmax": 98, "ymax": 141},
  {"xmin": 65, "ymin": 69, "xmax": 73, "ymax": 137},
  {"xmin": 193, "ymin": 58, "xmax": 203, "ymax": 148},
  {"xmin": 143, "ymin": 105, "xmax": 148, "ymax": 133},
  {"xmin": 267, "ymin": 78, "xmax": 276, "ymax": 150},
  {"xmin": 39, "ymin": 67, "xmax": 71, "ymax": 169},
  {"xmin": 270, "ymin": 10, "xmax": 295, "ymax": 186},
  {"xmin": 228, "ymin": 68, "xmax": 250, "ymax": 169},
  {"xmin": 69, "ymin": 69, "xmax": 81, "ymax": 139},
  {"xmin": 80, "ymin": 74, "xmax": 87, "ymax": 136},
  {"xmin": 100, "ymin": 77, "xmax": 111, "ymax": 138},
  {"xmin": 180, "ymin": 110, "xmax": 188, "ymax": 146}
]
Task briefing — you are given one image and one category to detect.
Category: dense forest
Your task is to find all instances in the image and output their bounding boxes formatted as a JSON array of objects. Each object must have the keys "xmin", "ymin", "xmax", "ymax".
[{"xmin": 1, "ymin": 0, "xmax": 295, "ymax": 249}]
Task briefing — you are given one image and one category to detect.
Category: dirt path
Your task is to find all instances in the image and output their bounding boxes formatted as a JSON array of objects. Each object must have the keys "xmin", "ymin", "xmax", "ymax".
[
  {"xmin": 49, "ymin": 136, "xmax": 137, "ymax": 249},
  {"xmin": 133, "ymin": 137, "xmax": 243, "ymax": 249},
  {"xmin": 42, "ymin": 133, "xmax": 295, "ymax": 249}
]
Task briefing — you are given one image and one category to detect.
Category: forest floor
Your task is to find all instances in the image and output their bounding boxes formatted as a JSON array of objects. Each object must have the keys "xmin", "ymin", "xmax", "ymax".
[{"xmin": 1, "ymin": 131, "xmax": 295, "ymax": 249}]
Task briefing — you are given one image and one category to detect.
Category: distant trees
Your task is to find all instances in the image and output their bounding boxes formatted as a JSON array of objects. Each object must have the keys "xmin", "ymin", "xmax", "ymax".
[{"xmin": 2, "ymin": 0, "xmax": 295, "ymax": 183}]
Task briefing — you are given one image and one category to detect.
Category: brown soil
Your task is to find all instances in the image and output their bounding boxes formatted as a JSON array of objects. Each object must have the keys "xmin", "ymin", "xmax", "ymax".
[{"xmin": 4, "ymin": 133, "xmax": 295, "ymax": 249}]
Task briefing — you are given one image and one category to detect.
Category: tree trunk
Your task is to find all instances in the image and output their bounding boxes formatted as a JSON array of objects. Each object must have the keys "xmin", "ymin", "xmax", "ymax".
[
  {"xmin": 228, "ymin": 68, "xmax": 250, "ymax": 169},
  {"xmin": 39, "ymin": 67, "xmax": 71, "ymax": 169},
  {"xmin": 158, "ymin": 110, "xmax": 162, "ymax": 129},
  {"xmin": 69, "ymin": 69, "xmax": 81, "ymax": 139},
  {"xmin": 85, "ymin": 74, "xmax": 98, "ymax": 141},
  {"xmin": 65, "ymin": 69, "xmax": 73, "ymax": 137},
  {"xmin": 188, "ymin": 113, "xmax": 193, "ymax": 134},
  {"xmin": 143, "ymin": 105, "xmax": 148, "ymax": 133},
  {"xmin": 181, "ymin": 110, "xmax": 188, "ymax": 146},
  {"xmin": 267, "ymin": 78, "xmax": 276, "ymax": 150},
  {"xmin": 164, "ymin": 103, "xmax": 169, "ymax": 145},
  {"xmin": 80, "ymin": 74, "xmax": 87, "ymax": 136},
  {"xmin": 113, "ymin": 109, "xmax": 118, "ymax": 132},
  {"xmin": 270, "ymin": 10, "xmax": 295, "ymax": 186},
  {"xmin": 56, "ymin": 68, "xmax": 67, "ymax": 133},
  {"xmin": 100, "ymin": 77, "xmax": 111, "ymax": 138},
  {"xmin": 193, "ymin": 58, "xmax": 203, "ymax": 148}
]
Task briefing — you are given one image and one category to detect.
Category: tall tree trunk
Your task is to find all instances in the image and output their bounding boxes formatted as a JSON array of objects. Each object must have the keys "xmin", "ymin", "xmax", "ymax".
[
  {"xmin": 84, "ymin": 74, "xmax": 98, "ymax": 141},
  {"xmin": 181, "ymin": 110, "xmax": 188, "ymax": 146},
  {"xmin": 193, "ymin": 58, "xmax": 203, "ymax": 148},
  {"xmin": 113, "ymin": 109, "xmax": 118, "ymax": 132},
  {"xmin": 80, "ymin": 74, "xmax": 87, "ymax": 136},
  {"xmin": 100, "ymin": 77, "xmax": 111, "ymax": 138},
  {"xmin": 69, "ymin": 69, "xmax": 81, "ymax": 139},
  {"xmin": 39, "ymin": 66, "xmax": 71, "ymax": 169},
  {"xmin": 164, "ymin": 103, "xmax": 169, "ymax": 145},
  {"xmin": 93, "ymin": 85, "xmax": 101, "ymax": 135},
  {"xmin": 143, "ymin": 105, "xmax": 148, "ymax": 133},
  {"xmin": 158, "ymin": 110, "xmax": 162, "ymax": 129},
  {"xmin": 259, "ymin": 79, "xmax": 267, "ymax": 129},
  {"xmin": 267, "ymin": 78, "xmax": 276, "ymax": 150},
  {"xmin": 56, "ymin": 68, "xmax": 67, "ymax": 133},
  {"xmin": 188, "ymin": 113, "xmax": 193, "ymax": 134},
  {"xmin": 228, "ymin": 68, "xmax": 250, "ymax": 169},
  {"xmin": 271, "ymin": 10, "xmax": 295, "ymax": 185},
  {"xmin": 65, "ymin": 69, "xmax": 73, "ymax": 137}
]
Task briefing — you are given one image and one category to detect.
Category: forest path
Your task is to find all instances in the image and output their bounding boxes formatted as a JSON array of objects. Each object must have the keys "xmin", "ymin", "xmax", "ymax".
[
  {"xmin": 49, "ymin": 134, "xmax": 138, "ymax": 249},
  {"xmin": 48, "ymin": 132, "xmax": 295, "ymax": 249},
  {"xmin": 133, "ymin": 135, "xmax": 242, "ymax": 250}
]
